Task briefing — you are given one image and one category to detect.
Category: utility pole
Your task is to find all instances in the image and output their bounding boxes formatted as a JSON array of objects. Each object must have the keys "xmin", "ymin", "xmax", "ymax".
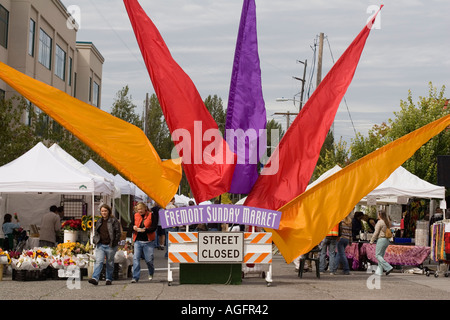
[
  {"xmin": 316, "ymin": 32, "xmax": 324, "ymax": 88},
  {"xmin": 293, "ymin": 59, "xmax": 307, "ymax": 112},
  {"xmin": 274, "ymin": 110, "xmax": 298, "ymax": 129},
  {"xmin": 144, "ymin": 92, "xmax": 149, "ymax": 136}
]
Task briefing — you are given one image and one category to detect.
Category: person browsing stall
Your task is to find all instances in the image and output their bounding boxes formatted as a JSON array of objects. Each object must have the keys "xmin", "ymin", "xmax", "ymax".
[
  {"xmin": 370, "ymin": 210, "xmax": 393, "ymax": 276},
  {"xmin": 2, "ymin": 213, "xmax": 20, "ymax": 250},
  {"xmin": 39, "ymin": 205, "xmax": 61, "ymax": 247},
  {"xmin": 130, "ymin": 202, "xmax": 158, "ymax": 283}
]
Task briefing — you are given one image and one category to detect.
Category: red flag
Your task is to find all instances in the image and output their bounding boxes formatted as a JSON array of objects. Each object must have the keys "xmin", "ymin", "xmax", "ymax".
[
  {"xmin": 245, "ymin": 6, "xmax": 382, "ymax": 210},
  {"xmin": 124, "ymin": 0, "xmax": 236, "ymax": 203}
]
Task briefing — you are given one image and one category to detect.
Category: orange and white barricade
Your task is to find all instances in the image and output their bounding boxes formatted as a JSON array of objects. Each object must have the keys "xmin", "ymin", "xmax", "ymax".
[{"xmin": 167, "ymin": 231, "xmax": 273, "ymax": 286}]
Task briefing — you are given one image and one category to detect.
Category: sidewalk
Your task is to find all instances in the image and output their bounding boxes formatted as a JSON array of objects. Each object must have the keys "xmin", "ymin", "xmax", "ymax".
[{"xmin": 0, "ymin": 247, "xmax": 449, "ymax": 301}]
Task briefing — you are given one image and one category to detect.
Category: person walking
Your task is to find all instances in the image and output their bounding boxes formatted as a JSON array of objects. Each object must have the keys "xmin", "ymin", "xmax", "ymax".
[
  {"xmin": 319, "ymin": 223, "xmax": 339, "ymax": 274},
  {"xmin": 89, "ymin": 204, "xmax": 122, "ymax": 285},
  {"xmin": 331, "ymin": 213, "xmax": 352, "ymax": 275},
  {"xmin": 131, "ymin": 202, "xmax": 158, "ymax": 283},
  {"xmin": 39, "ymin": 205, "xmax": 61, "ymax": 247},
  {"xmin": 370, "ymin": 210, "xmax": 393, "ymax": 276}
]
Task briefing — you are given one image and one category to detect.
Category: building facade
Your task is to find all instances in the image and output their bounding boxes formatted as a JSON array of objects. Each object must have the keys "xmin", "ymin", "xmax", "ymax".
[{"xmin": 0, "ymin": 0, "xmax": 104, "ymax": 113}]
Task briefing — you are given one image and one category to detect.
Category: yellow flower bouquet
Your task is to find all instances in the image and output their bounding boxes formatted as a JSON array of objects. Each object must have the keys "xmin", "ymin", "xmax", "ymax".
[{"xmin": 81, "ymin": 215, "xmax": 101, "ymax": 231}]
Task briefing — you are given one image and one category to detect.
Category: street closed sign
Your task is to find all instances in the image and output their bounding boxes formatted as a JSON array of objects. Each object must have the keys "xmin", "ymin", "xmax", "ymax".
[{"xmin": 198, "ymin": 232, "xmax": 244, "ymax": 263}]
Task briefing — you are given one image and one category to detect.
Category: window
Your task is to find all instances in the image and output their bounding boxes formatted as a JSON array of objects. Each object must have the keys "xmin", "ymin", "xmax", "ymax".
[
  {"xmin": 93, "ymin": 81, "xmax": 100, "ymax": 107},
  {"xmin": 38, "ymin": 29, "xmax": 52, "ymax": 69},
  {"xmin": 68, "ymin": 57, "xmax": 72, "ymax": 86},
  {"xmin": 89, "ymin": 77, "xmax": 92, "ymax": 102},
  {"xmin": 55, "ymin": 45, "xmax": 66, "ymax": 80},
  {"xmin": 28, "ymin": 19, "xmax": 35, "ymax": 56},
  {"xmin": 0, "ymin": 5, "xmax": 9, "ymax": 49}
]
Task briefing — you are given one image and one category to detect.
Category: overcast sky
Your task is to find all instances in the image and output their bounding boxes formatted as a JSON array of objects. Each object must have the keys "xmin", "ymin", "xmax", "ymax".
[{"xmin": 61, "ymin": 0, "xmax": 450, "ymax": 144}]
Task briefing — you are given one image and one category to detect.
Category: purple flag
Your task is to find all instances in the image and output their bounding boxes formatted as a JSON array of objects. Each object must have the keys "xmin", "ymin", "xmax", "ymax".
[{"xmin": 225, "ymin": 0, "xmax": 266, "ymax": 194}]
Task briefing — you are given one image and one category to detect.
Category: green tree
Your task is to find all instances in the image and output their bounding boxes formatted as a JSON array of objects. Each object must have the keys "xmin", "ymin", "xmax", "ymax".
[
  {"xmin": 349, "ymin": 82, "xmax": 448, "ymax": 184},
  {"xmin": 204, "ymin": 95, "xmax": 226, "ymax": 135},
  {"xmin": 111, "ymin": 85, "xmax": 142, "ymax": 128},
  {"xmin": 386, "ymin": 83, "xmax": 449, "ymax": 183},
  {"xmin": 313, "ymin": 133, "xmax": 350, "ymax": 181},
  {"xmin": 0, "ymin": 97, "xmax": 39, "ymax": 165},
  {"xmin": 349, "ymin": 122, "xmax": 390, "ymax": 162},
  {"xmin": 143, "ymin": 93, "xmax": 173, "ymax": 159}
]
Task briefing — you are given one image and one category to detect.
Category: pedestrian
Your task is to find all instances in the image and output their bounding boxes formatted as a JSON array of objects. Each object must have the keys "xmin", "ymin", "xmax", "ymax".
[
  {"xmin": 154, "ymin": 204, "xmax": 164, "ymax": 250},
  {"xmin": 164, "ymin": 197, "xmax": 177, "ymax": 258},
  {"xmin": 352, "ymin": 211, "xmax": 364, "ymax": 241},
  {"xmin": 131, "ymin": 202, "xmax": 158, "ymax": 283},
  {"xmin": 370, "ymin": 210, "xmax": 393, "ymax": 276},
  {"xmin": 89, "ymin": 204, "xmax": 122, "ymax": 285},
  {"xmin": 39, "ymin": 205, "xmax": 61, "ymax": 247},
  {"xmin": 2, "ymin": 213, "xmax": 20, "ymax": 250},
  {"xmin": 319, "ymin": 223, "xmax": 339, "ymax": 274},
  {"xmin": 331, "ymin": 213, "xmax": 352, "ymax": 275}
]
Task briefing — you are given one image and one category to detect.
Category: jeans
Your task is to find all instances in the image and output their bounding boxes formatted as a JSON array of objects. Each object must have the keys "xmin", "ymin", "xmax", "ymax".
[
  {"xmin": 319, "ymin": 238, "xmax": 337, "ymax": 272},
  {"xmin": 92, "ymin": 244, "xmax": 117, "ymax": 281},
  {"xmin": 375, "ymin": 237, "xmax": 393, "ymax": 275},
  {"xmin": 133, "ymin": 240, "xmax": 155, "ymax": 281},
  {"xmin": 332, "ymin": 238, "xmax": 350, "ymax": 273}
]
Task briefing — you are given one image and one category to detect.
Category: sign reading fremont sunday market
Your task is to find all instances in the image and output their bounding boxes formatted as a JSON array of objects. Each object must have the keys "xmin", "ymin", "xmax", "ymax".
[{"xmin": 159, "ymin": 204, "xmax": 282, "ymax": 229}]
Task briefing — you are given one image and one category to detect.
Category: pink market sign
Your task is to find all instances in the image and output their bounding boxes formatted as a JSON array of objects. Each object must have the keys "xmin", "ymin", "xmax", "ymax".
[{"xmin": 159, "ymin": 204, "xmax": 281, "ymax": 230}]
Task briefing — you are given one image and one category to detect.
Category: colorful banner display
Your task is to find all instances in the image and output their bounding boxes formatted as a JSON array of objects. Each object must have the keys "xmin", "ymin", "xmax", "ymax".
[
  {"xmin": 124, "ymin": 0, "xmax": 236, "ymax": 204},
  {"xmin": 159, "ymin": 204, "xmax": 281, "ymax": 229},
  {"xmin": 244, "ymin": 6, "xmax": 383, "ymax": 211}
]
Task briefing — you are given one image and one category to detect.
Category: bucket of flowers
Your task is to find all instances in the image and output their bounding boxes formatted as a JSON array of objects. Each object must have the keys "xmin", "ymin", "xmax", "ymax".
[{"xmin": 61, "ymin": 219, "xmax": 82, "ymax": 243}]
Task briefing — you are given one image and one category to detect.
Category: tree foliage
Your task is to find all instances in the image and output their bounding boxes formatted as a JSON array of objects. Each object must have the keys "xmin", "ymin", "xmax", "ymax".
[
  {"xmin": 111, "ymin": 85, "xmax": 142, "ymax": 128},
  {"xmin": 349, "ymin": 82, "xmax": 448, "ymax": 184}
]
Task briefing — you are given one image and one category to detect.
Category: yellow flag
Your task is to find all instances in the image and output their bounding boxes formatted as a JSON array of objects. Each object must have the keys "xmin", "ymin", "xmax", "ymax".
[
  {"xmin": 269, "ymin": 114, "xmax": 450, "ymax": 263},
  {"xmin": 0, "ymin": 62, "xmax": 182, "ymax": 207}
]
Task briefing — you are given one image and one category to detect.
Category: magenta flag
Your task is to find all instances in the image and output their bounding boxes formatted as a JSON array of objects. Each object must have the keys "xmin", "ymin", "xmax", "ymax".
[{"xmin": 225, "ymin": 0, "xmax": 267, "ymax": 194}]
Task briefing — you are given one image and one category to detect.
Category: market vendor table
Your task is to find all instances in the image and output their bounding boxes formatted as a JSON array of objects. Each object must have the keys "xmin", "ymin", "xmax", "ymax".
[
  {"xmin": 25, "ymin": 237, "xmax": 40, "ymax": 249},
  {"xmin": 345, "ymin": 242, "xmax": 430, "ymax": 269},
  {"xmin": 361, "ymin": 243, "xmax": 430, "ymax": 266}
]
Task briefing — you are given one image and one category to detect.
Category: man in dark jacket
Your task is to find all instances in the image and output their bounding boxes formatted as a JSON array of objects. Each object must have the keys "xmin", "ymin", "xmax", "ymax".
[{"xmin": 89, "ymin": 204, "xmax": 121, "ymax": 286}]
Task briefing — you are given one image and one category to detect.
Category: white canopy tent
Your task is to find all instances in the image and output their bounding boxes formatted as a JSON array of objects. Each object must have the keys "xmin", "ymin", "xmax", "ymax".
[
  {"xmin": 84, "ymin": 159, "xmax": 149, "ymax": 224},
  {"xmin": 49, "ymin": 144, "xmax": 120, "ymax": 199},
  {"xmin": 0, "ymin": 142, "xmax": 96, "ymax": 238},
  {"xmin": 235, "ymin": 164, "xmax": 446, "ymax": 208},
  {"xmin": 362, "ymin": 165, "xmax": 446, "ymax": 203}
]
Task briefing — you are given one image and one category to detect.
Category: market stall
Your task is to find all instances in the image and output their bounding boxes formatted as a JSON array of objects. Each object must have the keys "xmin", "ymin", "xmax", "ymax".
[{"xmin": 0, "ymin": 143, "xmax": 96, "ymax": 231}]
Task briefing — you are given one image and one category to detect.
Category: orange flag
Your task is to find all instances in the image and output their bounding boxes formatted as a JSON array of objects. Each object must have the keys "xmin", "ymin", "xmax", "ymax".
[
  {"xmin": 270, "ymin": 114, "xmax": 450, "ymax": 264},
  {"xmin": 0, "ymin": 61, "xmax": 182, "ymax": 207}
]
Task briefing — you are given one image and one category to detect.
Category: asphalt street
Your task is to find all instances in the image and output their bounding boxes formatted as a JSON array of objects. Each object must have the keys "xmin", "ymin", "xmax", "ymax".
[{"xmin": 0, "ymin": 246, "xmax": 449, "ymax": 317}]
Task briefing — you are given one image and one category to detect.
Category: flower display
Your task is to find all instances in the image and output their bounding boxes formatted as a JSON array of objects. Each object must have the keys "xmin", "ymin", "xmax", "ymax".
[
  {"xmin": 10, "ymin": 248, "xmax": 52, "ymax": 270},
  {"xmin": 53, "ymin": 241, "xmax": 90, "ymax": 257},
  {"xmin": 81, "ymin": 215, "xmax": 100, "ymax": 231},
  {"xmin": 61, "ymin": 219, "xmax": 82, "ymax": 231}
]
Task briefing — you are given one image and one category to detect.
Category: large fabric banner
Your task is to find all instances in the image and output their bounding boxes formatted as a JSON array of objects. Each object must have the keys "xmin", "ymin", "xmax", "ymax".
[
  {"xmin": 124, "ymin": 0, "xmax": 236, "ymax": 204},
  {"xmin": 0, "ymin": 62, "xmax": 182, "ymax": 208},
  {"xmin": 225, "ymin": 0, "xmax": 267, "ymax": 194},
  {"xmin": 270, "ymin": 114, "xmax": 450, "ymax": 264},
  {"xmin": 245, "ymin": 7, "xmax": 383, "ymax": 210}
]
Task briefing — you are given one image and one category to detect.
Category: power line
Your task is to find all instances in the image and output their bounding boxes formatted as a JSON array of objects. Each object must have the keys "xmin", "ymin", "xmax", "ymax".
[{"xmin": 325, "ymin": 36, "xmax": 358, "ymax": 139}]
